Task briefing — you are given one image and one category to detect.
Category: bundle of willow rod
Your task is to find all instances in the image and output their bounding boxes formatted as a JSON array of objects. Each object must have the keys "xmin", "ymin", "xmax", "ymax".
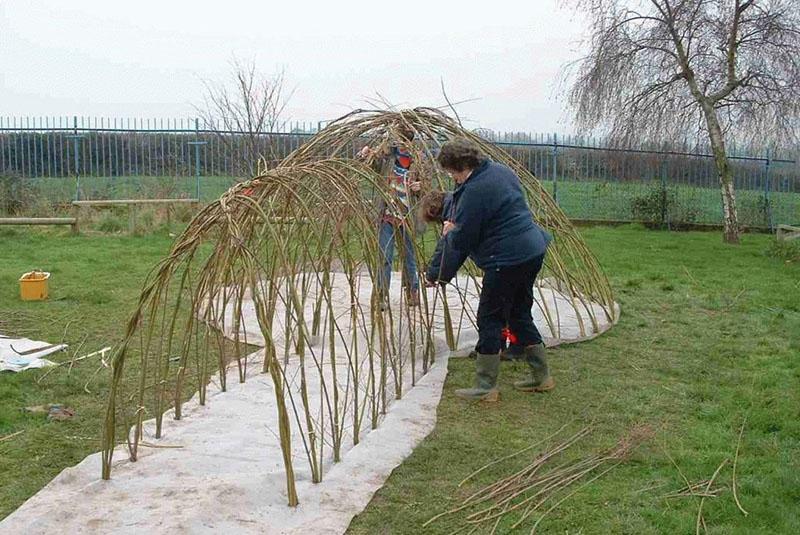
[
  {"xmin": 100, "ymin": 108, "xmax": 617, "ymax": 508},
  {"xmin": 425, "ymin": 424, "xmax": 653, "ymax": 533}
]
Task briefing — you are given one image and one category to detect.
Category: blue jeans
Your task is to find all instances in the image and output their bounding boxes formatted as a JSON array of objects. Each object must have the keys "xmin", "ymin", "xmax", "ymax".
[{"xmin": 378, "ymin": 220, "xmax": 419, "ymax": 294}]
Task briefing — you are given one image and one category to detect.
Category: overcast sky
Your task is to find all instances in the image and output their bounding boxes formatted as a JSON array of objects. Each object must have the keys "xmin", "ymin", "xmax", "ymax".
[{"xmin": 0, "ymin": 1, "xmax": 588, "ymax": 133}]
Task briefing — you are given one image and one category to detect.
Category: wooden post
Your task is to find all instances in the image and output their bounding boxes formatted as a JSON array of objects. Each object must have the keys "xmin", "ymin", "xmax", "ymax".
[
  {"xmin": 0, "ymin": 217, "xmax": 78, "ymax": 231},
  {"xmin": 71, "ymin": 204, "xmax": 80, "ymax": 234},
  {"xmin": 777, "ymin": 224, "xmax": 800, "ymax": 242}
]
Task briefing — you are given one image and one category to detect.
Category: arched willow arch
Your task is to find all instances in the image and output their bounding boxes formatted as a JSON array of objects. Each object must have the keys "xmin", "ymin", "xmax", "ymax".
[
  {"xmin": 283, "ymin": 107, "xmax": 617, "ymax": 335},
  {"xmin": 100, "ymin": 108, "xmax": 617, "ymax": 507}
]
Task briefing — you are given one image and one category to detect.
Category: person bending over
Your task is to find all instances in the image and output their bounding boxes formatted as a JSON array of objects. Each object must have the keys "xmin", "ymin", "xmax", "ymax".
[{"xmin": 424, "ymin": 137, "xmax": 554, "ymax": 401}]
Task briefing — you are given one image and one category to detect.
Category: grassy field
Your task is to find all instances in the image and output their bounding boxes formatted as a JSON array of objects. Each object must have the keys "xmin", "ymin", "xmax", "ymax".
[
  {"xmin": 349, "ymin": 227, "xmax": 800, "ymax": 534},
  {"xmin": 7, "ymin": 174, "xmax": 799, "ymax": 228},
  {"xmin": 0, "ymin": 225, "xmax": 798, "ymax": 533},
  {"xmin": 538, "ymin": 179, "xmax": 799, "ymax": 229},
  {"xmin": 0, "ymin": 229, "xmax": 175, "ymax": 518}
]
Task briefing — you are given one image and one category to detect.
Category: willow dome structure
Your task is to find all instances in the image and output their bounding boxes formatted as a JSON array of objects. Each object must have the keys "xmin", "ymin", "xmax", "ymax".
[{"xmin": 100, "ymin": 107, "xmax": 618, "ymax": 506}]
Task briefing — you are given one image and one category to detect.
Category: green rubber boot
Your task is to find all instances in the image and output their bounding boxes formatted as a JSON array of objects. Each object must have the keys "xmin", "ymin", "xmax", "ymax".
[
  {"xmin": 513, "ymin": 343, "xmax": 555, "ymax": 392},
  {"xmin": 455, "ymin": 353, "xmax": 501, "ymax": 401}
]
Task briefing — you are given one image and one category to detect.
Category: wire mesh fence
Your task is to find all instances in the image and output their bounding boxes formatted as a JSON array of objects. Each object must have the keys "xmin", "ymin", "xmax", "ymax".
[
  {"xmin": 495, "ymin": 135, "xmax": 798, "ymax": 230},
  {"xmin": 1, "ymin": 116, "xmax": 797, "ymax": 228}
]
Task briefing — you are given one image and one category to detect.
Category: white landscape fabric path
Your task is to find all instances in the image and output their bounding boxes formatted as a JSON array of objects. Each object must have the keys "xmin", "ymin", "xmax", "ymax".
[
  {"xmin": 0, "ymin": 272, "xmax": 617, "ymax": 534},
  {"xmin": 0, "ymin": 349, "xmax": 450, "ymax": 535}
]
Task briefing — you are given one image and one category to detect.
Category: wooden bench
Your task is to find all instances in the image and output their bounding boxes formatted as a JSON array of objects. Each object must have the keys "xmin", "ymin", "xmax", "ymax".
[
  {"xmin": 72, "ymin": 199, "xmax": 200, "ymax": 233},
  {"xmin": 0, "ymin": 217, "xmax": 78, "ymax": 234},
  {"xmin": 777, "ymin": 224, "xmax": 800, "ymax": 242}
]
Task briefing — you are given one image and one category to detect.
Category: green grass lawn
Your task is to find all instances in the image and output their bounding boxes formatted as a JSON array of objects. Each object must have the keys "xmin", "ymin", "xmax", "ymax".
[
  {"xmin": 1, "ymin": 226, "xmax": 798, "ymax": 533},
  {"xmin": 349, "ymin": 227, "xmax": 800, "ymax": 534},
  {"xmin": 0, "ymin": 228, "xmax": 175, "ymax": 518}
]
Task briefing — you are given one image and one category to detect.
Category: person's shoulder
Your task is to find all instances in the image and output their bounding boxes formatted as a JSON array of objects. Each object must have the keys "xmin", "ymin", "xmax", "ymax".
[
  {"xmin": 487, "ymin": 161, "xmax": 516, "ymax": 177},
  {"xmin": 469, "ymin": 161, "xmax": 509, "ymax": 186},
  {"xmin": 485, "ymin": 162, "xmax": 523, "ymax": 191},
  {"xmin": 472, "ymin": 160, "xmax": 511, "ymax": 179}
]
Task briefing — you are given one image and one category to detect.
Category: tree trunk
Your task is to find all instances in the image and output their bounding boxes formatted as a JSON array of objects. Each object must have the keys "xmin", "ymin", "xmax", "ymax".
[{"xmin": 702, "ymin": 103, "xmax": 740, "ymax": 244}]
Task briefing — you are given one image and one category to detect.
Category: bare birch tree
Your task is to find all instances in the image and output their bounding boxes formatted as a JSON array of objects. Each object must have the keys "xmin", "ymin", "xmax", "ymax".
[
  {"xmin": 565, "ymin": 0, "xmax": 800, "ymax": 243},
  {"xmin": 198, "ymin": 59, "xmax": 292, "ymax": 178}
]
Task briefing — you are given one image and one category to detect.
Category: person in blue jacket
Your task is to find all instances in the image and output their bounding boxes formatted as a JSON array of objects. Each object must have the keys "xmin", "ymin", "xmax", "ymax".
[
  {"xmin": 420, "ymin": 188, "xmax": 527, "ymax": 362},
  {"xmin": 424, "ymin": 137, "xmax": 554, "ymax": 401}
]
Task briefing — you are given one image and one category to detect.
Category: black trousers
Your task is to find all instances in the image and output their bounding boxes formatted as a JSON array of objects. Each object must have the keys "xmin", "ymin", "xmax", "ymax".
[{"xmin": 475, "ymin": 253, "xmax": 545, "ymax": 355}]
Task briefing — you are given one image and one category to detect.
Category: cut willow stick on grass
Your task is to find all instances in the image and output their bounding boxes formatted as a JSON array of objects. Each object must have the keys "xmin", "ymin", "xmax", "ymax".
[
  {"xmin": 470, "ymin": 454, "xmax": 609, "ymax": 525},
  {"xmin": 84, "ymin": 356, "xmax": 112, "ymax": 395},
  {"xmin": 664, "ymin": 479, "xmax": 712, "ymax": 495},
  {"xmin": 696, "ymin": 458, "xmax": 729, "ymax": 535},
  {"xmin": 66, "ymin": 335, "xmax": 89, "ymax": 376},
  {"xmin": 427, "ymin": 424, "xmax": 653, "ymax": 533},
  {"xmin": 36, "ymin": 346, "xmax": 112, "ymax": 383},
  {"xmin": 732, "ymin": 416, "xmax": 749, "ymax": 516},
  {"xmin": 528, "ymin": 461, "xmax": 622, "ymax": 534},
  {"xmin": 632, "ymin": 481, "xmax": 671, "ymax": 495},
  {"xmin": 423, "ymin": 424, "xmax": 593, "ymax": 528},
  {"xmin": 457, "ymin": 426, "xmax": 594, "ymax": 511},
  {"xmin": 664, "ymin": 491, "xmax": 723, "ymax": 499},
  {"xmin": 458, "ymin": 420, "xmax": 575, "ymax": 488},
  {"xmin": 520, "ymin": 465, "xmax": 605, "ymax": 523},
  {"xmin": 661, "ymin": 443, "xmax": 703, "ymax": 502},
  {"xmin": 0, "ymin": 430, "xmax": 24, "ymax": 444},
  {"xmin": 139, "ymin": 441, "xmax": 184, "ymax": 449},
  {"xmin": 661, "ymin": 478, "xmax": 725, "ymax": 499}
]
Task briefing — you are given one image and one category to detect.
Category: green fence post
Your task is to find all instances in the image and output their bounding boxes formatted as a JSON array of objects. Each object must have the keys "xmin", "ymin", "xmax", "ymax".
[
  {"xmin": 67, "ymin": 116, "xmax": 84, "ymax": 201},
  {"xmin": 74, "ymin": 116, "xmax": 79, "ymax": 201},
  {"xmin": 195, "ymin": 118, "xmax": 200, "ymax": 200},
  {"xmin": 188, "ymin": 119, "xmax": 207, "ymax": 201},
  {"xmin": 660, "ymin": 159, "xmax": 668, "ymax": 229},
  {"xmin": 551, "ymin": 133, "xmax": 559, "ymax": 205},
  {"xmin": 764, "ymin": 149, "xmax": 773, "ymax": 232}
]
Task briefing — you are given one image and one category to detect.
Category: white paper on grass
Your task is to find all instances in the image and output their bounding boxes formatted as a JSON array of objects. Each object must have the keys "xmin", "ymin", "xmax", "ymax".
[{"xmin": 0, "ymin": 334, "xmax": 65, "ymax": 372}]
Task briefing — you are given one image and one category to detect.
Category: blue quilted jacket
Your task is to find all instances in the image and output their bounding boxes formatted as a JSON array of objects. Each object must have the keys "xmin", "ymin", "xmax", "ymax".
[{"xmin": 426, "ymin": 160, "xmax": 551, "ymax": 282}]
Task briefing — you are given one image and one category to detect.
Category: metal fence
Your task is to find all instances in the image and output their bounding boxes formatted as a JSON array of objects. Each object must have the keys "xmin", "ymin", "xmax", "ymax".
[{"xmin": 1, "ymin": 116, "xmax": 797, "ymax": 229}]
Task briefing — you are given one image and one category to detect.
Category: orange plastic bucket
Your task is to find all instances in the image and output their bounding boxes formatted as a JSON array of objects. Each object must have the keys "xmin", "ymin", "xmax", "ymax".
[{"xmin": 19, "ymin": 271, "xmax": 50, "ymax": 301}]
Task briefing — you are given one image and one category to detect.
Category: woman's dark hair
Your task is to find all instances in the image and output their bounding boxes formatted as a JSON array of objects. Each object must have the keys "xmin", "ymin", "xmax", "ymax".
[
  {"xmin": 419, "ymin": 190, "xmax": 448, "ymax": 223},
  {"xmin": 437, "ymin": 137, "xmax": 485, "ymax": 172}
]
